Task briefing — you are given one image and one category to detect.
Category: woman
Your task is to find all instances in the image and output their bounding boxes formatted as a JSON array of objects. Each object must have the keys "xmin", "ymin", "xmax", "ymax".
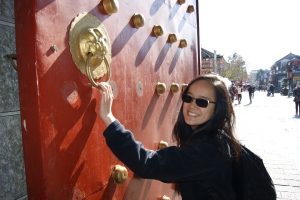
[
  {"xmin": 293, "ymin": 83, "xmax": 300, "ymax": 115},
  {"xmin": 237, "ymin": 85, "xmax": 242, "ymax": 104},
  {"xmin": 98, "ymin": 74, "xmax": 241, "ymax": 199}
]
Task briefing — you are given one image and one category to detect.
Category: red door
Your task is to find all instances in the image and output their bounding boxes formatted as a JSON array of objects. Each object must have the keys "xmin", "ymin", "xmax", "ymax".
[{"xmin": 15, "ymin": 0, "xmax": 200, "ymax": 199}]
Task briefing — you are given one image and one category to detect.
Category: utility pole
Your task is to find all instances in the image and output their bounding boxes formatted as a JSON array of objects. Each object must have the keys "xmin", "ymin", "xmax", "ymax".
[
  {"xmin": 287, "ymin": 62, "xmax": 293, "ymax": 97},
  {"xmin": 214, "ymin": 50, "xmax": 217, "ymax": 73}
]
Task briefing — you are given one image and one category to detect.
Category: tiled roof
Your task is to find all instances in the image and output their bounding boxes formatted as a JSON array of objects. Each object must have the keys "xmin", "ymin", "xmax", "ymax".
[
  {"xmin": 201, "ymin": 48, "xmax": 223, "ymax": 60},
  {"xmin": 274, "ymin": 53, "xmax": 300, "ymax": 64}
]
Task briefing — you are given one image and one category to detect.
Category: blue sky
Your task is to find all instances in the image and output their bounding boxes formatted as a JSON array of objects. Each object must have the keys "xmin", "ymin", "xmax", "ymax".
[{"xmin": 199, "ymin": 0, "xmax": 299, "ymax": 72}]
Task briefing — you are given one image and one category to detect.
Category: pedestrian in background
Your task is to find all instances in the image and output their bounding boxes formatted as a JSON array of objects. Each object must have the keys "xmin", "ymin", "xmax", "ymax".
[
  {"xmin": 247, "ymin": 85, "xmax": 253, "ymax": 104},
  {"xmin": 270, "ymin": 84, "xmax": 275, "ymax": 97},
  {"xmin": 229, "ymin": 84, "xmax": 236, "ymax": 102},
  {"xmin": 293, "ymin": 83, "xmax": 300, "ymax": 115},
  {"xmin": 237, "ymin": 85, "xmax": 242, "ymax": 104},
  {"xmin": 97, "ymin": 74, "xmax": 241, "ymax": 199},
  {"xmin": 235, "ymin": 86, "xmax": 238, "ymax": 100},
  {"xmin": 267, "ymin": 83, "xmax": 271, "ymax": 96}
]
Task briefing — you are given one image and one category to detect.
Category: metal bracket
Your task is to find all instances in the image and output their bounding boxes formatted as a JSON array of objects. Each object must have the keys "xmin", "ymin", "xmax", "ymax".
[{"xmin": 4, "ymin": 54, "xmax": 17, "ymax": 71}]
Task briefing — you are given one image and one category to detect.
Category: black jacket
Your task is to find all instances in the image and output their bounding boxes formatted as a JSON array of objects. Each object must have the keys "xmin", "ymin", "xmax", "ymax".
[
  {"xmin": 103, "ymin": 120, "xmax": 236, "ymax": 200},
  {"xmin": 294, "ymin": 87, "xmax": 300, "ymax": 98},
  {"xmin": 248, "ymin": 86, "xmax": 253, "ymax": 93}
]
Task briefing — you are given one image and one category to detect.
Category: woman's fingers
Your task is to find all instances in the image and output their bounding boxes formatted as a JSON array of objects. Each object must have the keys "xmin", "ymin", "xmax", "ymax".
[
  {"xmin": 97, "ymin": 82, "xmax": 116, "ymax": 126},
  {"xmin": 98, "ymin": 82, "xmax": 112, "ymax": 98},
  {"xmin": 98, "ymin": 83, "xmax": 112, "ymax": 108},
  {"xmin": 98, "ymin": 82, "xmax": 109, "ymax": 93}
]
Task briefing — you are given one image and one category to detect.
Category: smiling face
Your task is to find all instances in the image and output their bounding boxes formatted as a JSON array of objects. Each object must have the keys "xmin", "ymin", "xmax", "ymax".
[{"xmin": 183, "ymin": 80, "xmax": 216, "ymax": 129}]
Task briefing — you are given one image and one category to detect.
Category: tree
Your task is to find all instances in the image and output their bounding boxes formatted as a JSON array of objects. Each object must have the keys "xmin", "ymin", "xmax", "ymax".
[
  {"xmin": 256, "ymin": 69, "xmax": 265, "ymax": 85},
  {"xmin": 219, "ymin": 53, "xmax": 248, "ymax": 82},
  {"xmin": 282, "ymin": 78, "xmax": 288, "ymax": 89}
]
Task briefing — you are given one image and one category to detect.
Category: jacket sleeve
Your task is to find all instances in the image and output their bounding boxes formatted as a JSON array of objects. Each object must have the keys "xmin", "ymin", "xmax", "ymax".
[
  {"xmin": 103, "ymin": 120, "xmax": 230, "ymax": 182},
  {"xmin": 294, "ymin": 89, "xmax": 300, "ymax": 98}
]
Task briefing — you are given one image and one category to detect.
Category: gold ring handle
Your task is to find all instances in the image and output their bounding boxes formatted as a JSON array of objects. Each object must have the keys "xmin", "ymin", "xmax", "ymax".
[{"xmin": 85, "ymin": 52, "xmax": 110, "ymax": 89}]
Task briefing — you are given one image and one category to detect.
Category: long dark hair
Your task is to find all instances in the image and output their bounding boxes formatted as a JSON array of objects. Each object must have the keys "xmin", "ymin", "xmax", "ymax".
[{"xmin": 172, "ymin": 74, "xmax": 241, "ymax": 194}]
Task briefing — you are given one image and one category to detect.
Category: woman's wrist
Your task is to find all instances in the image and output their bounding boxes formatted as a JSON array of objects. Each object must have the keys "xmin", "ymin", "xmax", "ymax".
[{"xmin": 102, "ymin": 114, "xmax": 116, "ymax": 127}]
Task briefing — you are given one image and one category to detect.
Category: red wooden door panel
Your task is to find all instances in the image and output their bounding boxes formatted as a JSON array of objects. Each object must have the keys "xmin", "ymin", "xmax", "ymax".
[{"xmin": 15, "ymin": 0, "xmax": 200, "ymax": 199}]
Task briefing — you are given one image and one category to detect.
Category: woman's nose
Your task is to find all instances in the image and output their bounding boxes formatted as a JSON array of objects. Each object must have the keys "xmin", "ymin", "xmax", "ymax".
[{"xmin": 188, "ymin": 99, "xmax": 197, "ymax": 108}]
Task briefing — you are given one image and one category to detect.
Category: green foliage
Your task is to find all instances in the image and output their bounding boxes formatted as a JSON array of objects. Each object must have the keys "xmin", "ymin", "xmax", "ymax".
[
  {"xmin": 282, "ymin": 78, "xmax": 288, "ymax": 89},
  {"xmin": 256, "ymin": 69, "xmax": 266, "ymax": 85},
  {"xmin": 256, "ymin": 69, "xmax": 264, "ymax": 81},
  {"xmin": 219, "ymin": 53, "xmax": 248, "ymax": 82}
]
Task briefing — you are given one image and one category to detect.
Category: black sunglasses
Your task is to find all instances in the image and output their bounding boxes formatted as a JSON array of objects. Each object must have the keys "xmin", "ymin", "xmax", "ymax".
[{"xmin": 182, "ymin": 93, "xmax": 216, "ymax": 108}]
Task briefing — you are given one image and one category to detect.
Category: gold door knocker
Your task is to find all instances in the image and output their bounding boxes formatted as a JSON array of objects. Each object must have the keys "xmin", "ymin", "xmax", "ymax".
[
  {"xmin": 69, "ymin": 13, "xmax": 111, "ymax": 88},
  {"xmin": 85, "ymin": 52, "xmax": 110, "ymax": 88}
]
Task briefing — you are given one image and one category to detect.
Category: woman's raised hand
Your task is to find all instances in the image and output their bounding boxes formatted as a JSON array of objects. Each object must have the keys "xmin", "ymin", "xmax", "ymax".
[{"xmin": 98, "ymin": 82, "xmax": 116, "ymax": 127}]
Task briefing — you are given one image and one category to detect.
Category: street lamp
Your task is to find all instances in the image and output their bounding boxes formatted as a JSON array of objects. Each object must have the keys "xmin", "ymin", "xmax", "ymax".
[{"xmin": 287, "ymin": 62, "xmax": 293, "ymax": 97}]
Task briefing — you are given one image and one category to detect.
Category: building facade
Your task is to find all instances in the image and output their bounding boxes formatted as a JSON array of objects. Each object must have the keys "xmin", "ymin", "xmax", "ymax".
[
  {"xmin": 201, "ymin": 48, "xmax": 226, "ymax": 74},
  {"xmin": 270, "ymin": 53, "xmax": 300, "ymax": 91}
]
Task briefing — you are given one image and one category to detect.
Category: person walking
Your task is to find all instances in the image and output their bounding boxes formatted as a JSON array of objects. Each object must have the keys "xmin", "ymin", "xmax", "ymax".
[
  {"xmin": 293, "ymin": 83, "xmax": 300, "ymax": 115},
  {"xmin": 270, "ymin": 84, "xmax": 275, "ymax": 97},
  {"xmin": 97, "ymin": 74, "xmax": 241, "ymax": 199},
  {"xmin": 267, "ymin": 83, "xmax": 271, "ymax": 96},
  {"xmin": 237, "ymin": 85, "xmax": 242, "ymax": 104},
  {"xmin": 229, "ymin": 84, "xmax": 236, "ymax": 102},
  {"xmin": 247, "ymin": 85, "xmax": 253, "ymax": 104}
]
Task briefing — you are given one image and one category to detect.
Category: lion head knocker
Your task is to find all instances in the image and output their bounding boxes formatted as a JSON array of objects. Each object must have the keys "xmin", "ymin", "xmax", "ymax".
[
  {"xmin": 69, "ymin": 13, "xmax": 111, "ymax": 85},
  {"xmin": 78, "ymin": 28, "xmax": 109, "ymax": 79}
]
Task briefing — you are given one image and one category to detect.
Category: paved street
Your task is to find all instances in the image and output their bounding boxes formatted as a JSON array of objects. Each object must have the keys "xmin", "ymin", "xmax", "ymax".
[
  {"xmin": 16, "ymin": 90, "xmax": 300, "ymax": 200},
  {"xmin": 233, "ymin": 90, "xmax": 300, "ymax": 200}
]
